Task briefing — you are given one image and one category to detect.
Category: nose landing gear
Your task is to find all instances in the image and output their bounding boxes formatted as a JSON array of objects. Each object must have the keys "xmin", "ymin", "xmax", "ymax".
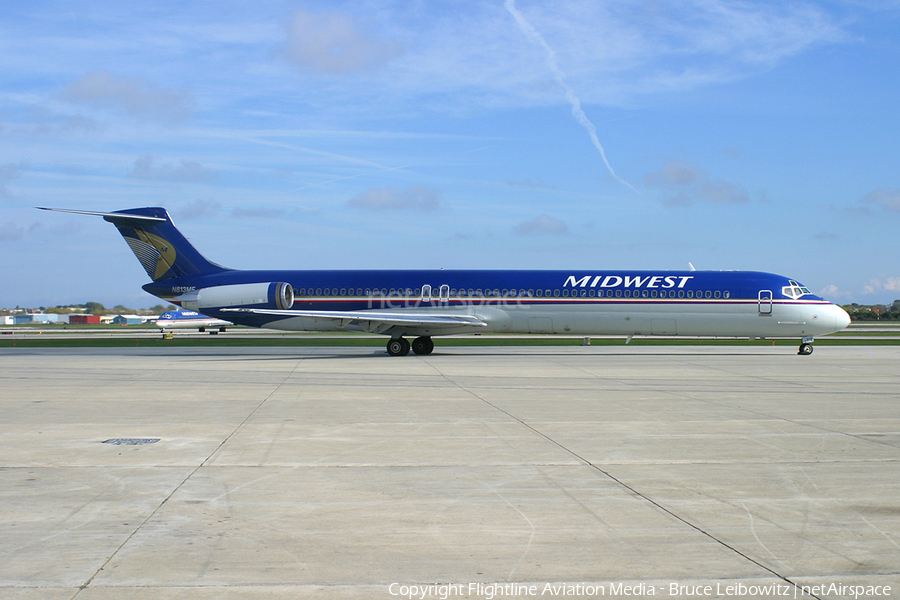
[{"xmin": 798, "ymin": 336, "xmax": 815, "ymax": 355}]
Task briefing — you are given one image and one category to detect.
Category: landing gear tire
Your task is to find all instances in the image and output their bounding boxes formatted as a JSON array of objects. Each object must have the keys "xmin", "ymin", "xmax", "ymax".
[
  {"xmin": 387, "ymin": 338, "xmax": 410, "ymax": 356},
  {"xmin": 411, "ymin": 336, "xmax": 434, "ymax": 355},
  {"xmin": 798, "ymin": 343, "xmax": 813, "ymax": 356}
]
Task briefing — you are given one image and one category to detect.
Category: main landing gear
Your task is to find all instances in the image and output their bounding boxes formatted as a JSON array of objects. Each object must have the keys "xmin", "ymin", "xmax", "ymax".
[
  {"xmin": 386, "ymin": 336, "xmax": 434, "ymax": 356},
  {"xmin": 798, "ymin": 336, "xmax": 814, "ymax": 356}
]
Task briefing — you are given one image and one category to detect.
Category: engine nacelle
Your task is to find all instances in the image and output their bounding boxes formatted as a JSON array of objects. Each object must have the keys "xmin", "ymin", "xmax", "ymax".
[{"xmin": 179, "ymin": 282, "xmax": 294, "ymax": 312}]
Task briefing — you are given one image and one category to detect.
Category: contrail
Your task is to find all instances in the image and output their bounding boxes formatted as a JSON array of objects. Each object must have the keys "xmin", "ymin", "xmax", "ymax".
[{"xmin": 504, "ymin": 0, "xmax": 638, "ymax": 194}]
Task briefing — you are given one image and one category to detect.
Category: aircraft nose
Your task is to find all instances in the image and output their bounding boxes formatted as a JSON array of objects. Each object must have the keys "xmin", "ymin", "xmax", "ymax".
[{"xmin": 833, "ymin": 304, "xmax": 851, "ymax": 331}]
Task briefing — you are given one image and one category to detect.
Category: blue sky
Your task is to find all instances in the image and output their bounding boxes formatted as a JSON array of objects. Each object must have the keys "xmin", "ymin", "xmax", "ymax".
[{"xmin": 2, "ymin": 0, "xmax": 899, "ymax": 308}]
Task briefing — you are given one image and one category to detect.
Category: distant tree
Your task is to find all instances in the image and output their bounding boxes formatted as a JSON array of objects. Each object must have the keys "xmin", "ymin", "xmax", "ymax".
[
  {"xmin": 112, "ymin": 304, "xmax": 130, "ymax": 314},
  {"xmin": 84, "ymin": 301, "xmax": 105, "ymax": 314},
  {"xmin": 151, "ymin": 305, "xmax": 167, "ymax": 314}
]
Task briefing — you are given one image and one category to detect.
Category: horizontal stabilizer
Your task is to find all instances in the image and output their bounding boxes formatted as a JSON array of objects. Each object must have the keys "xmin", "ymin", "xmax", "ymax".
[{"xmin": 37, "ymin": 207, "xmax": 166, "ymax": 223}]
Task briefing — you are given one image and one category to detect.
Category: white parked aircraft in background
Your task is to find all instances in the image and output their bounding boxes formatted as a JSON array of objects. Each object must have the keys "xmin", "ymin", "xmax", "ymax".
[{"xmin": 155, "ymin": 310, "xmax": 232, "ymax": 333}]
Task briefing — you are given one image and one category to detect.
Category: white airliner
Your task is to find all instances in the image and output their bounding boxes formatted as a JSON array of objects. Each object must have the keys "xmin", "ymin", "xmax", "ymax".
[
  {"xmin": 155, "ymin": 310, "xmax": 232, "ymax": 333},
  {"xmin": 40, "ymin": 207, "xmax": 851, "ymax": 356}
]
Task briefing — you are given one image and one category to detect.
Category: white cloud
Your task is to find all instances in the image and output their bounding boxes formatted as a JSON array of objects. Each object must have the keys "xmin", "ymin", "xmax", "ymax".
[
  {"xmin": 128, "ymin": 155, "xmax": 217, "ymax": 182},
  {"xmin": 507, "ymin": 178, "xmax": 557, "ymax": 191},
  {"xmin": 0, "ymin": 162, "xmax": 23, "ymax": 196},
  {"xmin": 860, "ymin": 188, "xmax": 900, "ymax": 212},
  {"xmin": 862, "ymin": 276, "xmax": 900, "ymax": 295},
  {"xmin": 376, "ymin": 0, "xmax": 845, "ymax": 108},
  {"xmin": 177, "ymin": 199, "xmax": 222, "ymax": 220},
  {"xmin": 644, "ymin": 159, "xmax": 749, "ymax": 206},
  {"xmin": 0, "ymin": 223, "xmax": 24, "ymax": 241},
  {"xmin": 231, "ymin": 206, "xmax": 287, "ymax": 219},
  {"xmin": 818, "ymin": 284, "xmax": 849, "ymax": 300},
  {"xmin": 60, "ymin": 70, "xmax": 194, "ymax": 122},
  {"xmin": 279, "ymin": 10, "xmax": 403, "ymax": 74},
  {"xmin": 347, "ymin": 185, "xmax": 441, "ymax": 211},
  {"xmin": 513, "ymin": 214, "xmax": 568, "ymax": 236},
  {"xmin": 644, "ymin": 159, "xmax": 699, "ymax": 186}
]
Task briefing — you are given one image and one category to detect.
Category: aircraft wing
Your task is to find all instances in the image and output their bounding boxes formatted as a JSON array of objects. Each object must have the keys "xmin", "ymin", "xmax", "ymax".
[{"xmin": 222, "ymin": 308, "xmax": 487, "ymax": 335}]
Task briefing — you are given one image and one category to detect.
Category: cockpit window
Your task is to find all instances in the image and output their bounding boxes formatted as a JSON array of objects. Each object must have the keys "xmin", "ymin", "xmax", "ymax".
[{"xmin": 782, "ymin": 280, "xmax": 811, "ymax": 299}]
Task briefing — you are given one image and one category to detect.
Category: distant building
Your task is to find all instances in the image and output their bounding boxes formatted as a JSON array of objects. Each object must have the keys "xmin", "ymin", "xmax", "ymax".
[
  {"xmin": 14, "ymin": 314, "xmax": 60, "ymax": 324},
  {"xmin": 69, "ymin": 314, "xmax": 101, "ymax": 325},
  {"xmin": 0, "ymin": 315, "xmax": 14, "ymax": 325},
  {"xmin": 113, "ymin": 315, "xmax": 144, "ymax": 325}
]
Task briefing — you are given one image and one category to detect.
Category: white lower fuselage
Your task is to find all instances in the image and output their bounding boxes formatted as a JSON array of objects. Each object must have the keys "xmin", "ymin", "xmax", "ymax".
[{"xmin": 262, "ymin": 296, "xmax": 848, "ymax": 340}]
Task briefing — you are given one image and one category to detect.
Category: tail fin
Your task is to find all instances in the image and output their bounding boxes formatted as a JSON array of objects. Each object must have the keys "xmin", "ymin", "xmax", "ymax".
[{"xmin": 38, "ymin": 207, "xmax": 229, "ymax": 280}]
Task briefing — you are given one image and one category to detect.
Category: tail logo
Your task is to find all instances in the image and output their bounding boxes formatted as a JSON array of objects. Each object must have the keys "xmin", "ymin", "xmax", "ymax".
[{"xmin": 123, "ymin": 228, "xmax": 177, "ymax": 280}]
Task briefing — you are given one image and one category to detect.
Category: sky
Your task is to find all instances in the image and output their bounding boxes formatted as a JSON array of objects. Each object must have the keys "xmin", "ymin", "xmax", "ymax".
[{"xmin": 2, "ymin": 0, "xmax": 899, "ymax": 309}]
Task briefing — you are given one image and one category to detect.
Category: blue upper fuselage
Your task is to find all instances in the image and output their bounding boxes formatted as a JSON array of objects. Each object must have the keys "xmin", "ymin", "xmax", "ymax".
[{"xmin": 144, "ymin": 268, "xmax": 826, "ymax": 310}]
